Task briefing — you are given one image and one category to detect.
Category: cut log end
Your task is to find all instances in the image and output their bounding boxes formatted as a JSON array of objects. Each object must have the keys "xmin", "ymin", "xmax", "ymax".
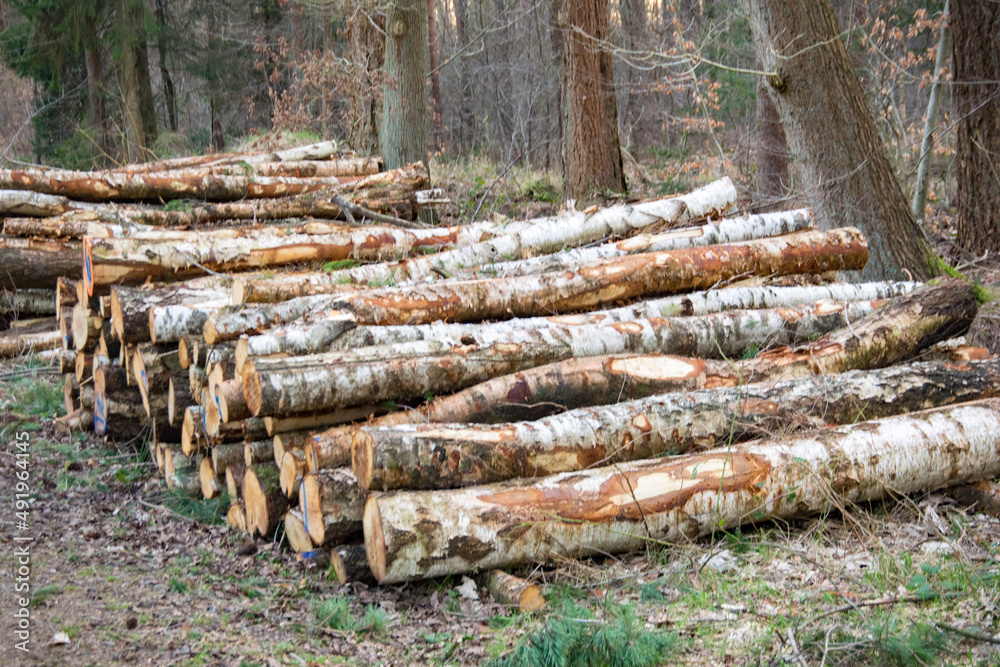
[
  {"xmin": 352, "ymin": 430, "xmax": 375, "ymax": 490},
  {"xmin": 363, "ymin": 495, "xmax": 386, "ymax": 583},
  {"xmin": 280, "ymin": 451, "xmax": 304, "ymax": 498},
  {"xmin": 242, "ymin": 360, "xmax": 264, "ymax": 416},
  {"xmin": 83, "ymin": 237, "xmax": 95, "ymax": 298},
  {"xmin": 231, "ymin": 280, "xmax": 249, "ymax": 308},
  {"xmin": 234, "ymin": 337, "xmax": 249, "ymax": 375},
  {"xmin": 132, "ymin": 349, "xmax": 152, "ymax": 417},
  {"xmin": 484, "ymin": 571, "xmax": 546, "ymax": 612},
  {"xmin": 200, "ymin": 457, "xmax": 219, "ymax": 500},
  {"xmin": 226, "ymin": 504, "xmax": 247, "ymax": 532},
  {"xmin": 148, "ymin": 308, "xmax": 158, "ymax": 345},
  {"xmin": 204, "ymin": 395, "xmax": 223, "ymax": 438},
  {"xmin": 242, "ymin": 468, "xmax": 264, "ymax": 535},
  {"xmin": 330, "ymin": 544, "xmax": 376, "ymax": 585},
  {"xmin": 284, "ymin": 510, "xmax": 314, "ymax": 553},
  {"xmin": 301, "ymin": 473, "xmax": 325, "ymax": 545},
  {"xmin": 203, "ymin": 318, "xmax": 221, "ymax": 345},
  {"xmin": 167, "ymin": 377, "xmax": 178, "ymax": 426}
]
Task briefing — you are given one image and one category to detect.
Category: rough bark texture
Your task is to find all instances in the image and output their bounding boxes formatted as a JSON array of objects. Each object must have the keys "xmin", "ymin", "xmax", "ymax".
[
  {"xmin": 560, "ymin": 0, "xmax": 626, "ymax": 198},
  {"xmin": 380, "ymin": 0, "xmax": 429, "ymax": 169},
  {"xmin": 952, "ymin": 2, "xmax": 1000, "ymax": 253},
  {"xmin": 753, "ymin": 78, "xmax": 790, "ymax": 211},
  {"xmin": 356, "ymin": 355, "xmax": 997, "ymax": 492},
  {"xmin": 244, "ymin": 298, "xmax": 877, "ymax": 418},
  {"xmin": 300, "ymin": 468, "xmax": 366, "ymax": 546},
  {"xmin": 346, "ymin": 0, "xmax": 384, "ymax": 154},
  {"xmin": 911, "ymin": 0, "xmax": 951, "ymax": 222},
  {"xmin": 365, "ymin": 399, "xmax": 1000, "ymax": 583},
  {"xmin": 743, "ymin": 0, "xmax": 934, "ymax": 280},
  {"xmin": 0, "ymin": 236, "xmax": 82, "ymax": 290},
  {"xmin": 204, "ymin": 227, "xmax": 869, "ymax": 340}
]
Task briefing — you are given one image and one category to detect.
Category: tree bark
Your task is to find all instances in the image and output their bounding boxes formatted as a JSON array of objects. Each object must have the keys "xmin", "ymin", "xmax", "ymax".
[
  {"xmin": 380, "ymin": 0, "xmax": 429, "ymax": 168},
  {"xmin": 154, "ymin": 0, "xmax": 177, "ymax": 132},
  {"xmin": 560, "ymin": 0, "xmax": 626, "ymax": 198},
  {"xmin": 203, "ymin": 227, "xmax": 868, "ymax": 340},
  {"xmin": 483, "ymin": 571, "xmax": 546, "ymax": 612},
  {"xmin": 109, "ymin": 285, "xmax": 228, "ymax": 344},
  {"xmin": 0, "ymin": 236, "xmax": 82, "ymax": 290},
  {"xmin": 346, "ymin": 0, "xmax": 384, "ymax": 154},
  {"xmin": 952, "ymin": 2, "xmax": 1000, "ymax": 254},
  {"xmin": 911, "ymin": 1, "xmax": 950, "ymax": 222},
  {"xmin": 364, "ymin": 399, "xmax": 1000, "ymax": 583},
  {"xmin": 743, "ymin": 0, "xmax": 934, "ymax": 280},
  {"xmin": 427, "ymin": 0, "xmax": 443, "ymax": 149},
  {"xmin": 753, "ymin": 79, "xmax": 789, "ymax": 211},
  {"xmin": 243, "ymin": 298, "xmax": 877, "ymax": 418},
  {"xmin": 330, "ymin": 544, "xmax": 376, "ymax": 584}
]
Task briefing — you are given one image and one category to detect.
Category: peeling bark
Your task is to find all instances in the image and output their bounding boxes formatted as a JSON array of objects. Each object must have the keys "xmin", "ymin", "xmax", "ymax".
[
  {"xmin": 204, "ymin": 227, "xmax": 869, "ymax": 341},
  {"xmin": 300, "ymin": 468, "xmax": 366, "ymax": 546},
  {"xmin": 365, "ymin": 399, "xmax": 1000, "ymax": 583}
]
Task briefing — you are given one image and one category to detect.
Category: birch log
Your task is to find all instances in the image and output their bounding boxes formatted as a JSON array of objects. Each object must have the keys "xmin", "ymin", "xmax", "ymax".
[
  {"xmin": 0, "ymin": 288, "xmax": 57, "ymax": 316},
  {"xmin": 234, "ymin": 281, "xmax": 918, "ymax": 364},
  {"xmin": 203, "ymin": 227, "xmax": 869, "ymax": 341},
  {"xmin": 243, "ymin": 298, "xmax": 878, "ymax": 418},
  {"xmin": 242, "ymin": 464, "xmax": 287, "ymax": 536},
  {"xmin": 0, "ymin": 236, "xmax": 82, "ymax": 290},
  {"xmin": 365, "ymin": 399, "xmax": 1000, "ymax": 583},
  {"xmin": 355, "ymin": 356, "xmax": 1000, "ymax": 491}
]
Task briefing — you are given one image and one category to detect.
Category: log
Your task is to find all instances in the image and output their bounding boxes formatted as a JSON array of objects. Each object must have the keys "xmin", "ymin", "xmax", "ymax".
[
  {"xmin": 355, "ymin": 356, "xmax": 1000, "ymax": 491},
  {"xmin": 0, "ymin": 288, "xmax": 57, "ymax": 316},
  {"xmin": 177, "ymin": 335, "xmax": 201, "ymax": 369},
  {"xmin": 86, "ymin": 221, "xmax": 475, "ymax": 296},
  {"xmin": 329, "ymin": 544, "xmax": 377, "ymax": 585},
  {"xmin": 226, "ymin": 463, "xmax": 247, "ymax": 502},
  {"xmin": 114, "ymin": 140, "xmax": 343, "ymax": 173},
  {"xmin": 167, "ymin": 376, "xmax": 193, "ymax": 426},
  {"xmin": 244, "ymin": 440, "xmax": 274, "ymax": 466},
  {"xmin": 216, "ymin": 378, "xmax": 250, "ymax": 423},
  {"xmin": 232, "ymin": 280, "xmax": 919, "ymax": 364},
  {"xmin": 262, "ymin": 408, "xmax": 385, "ymax": 435},
  {"xmin": 0, "ymin": 236, "xmax": 83, "ymax": 289},
  {"xmin": 279, "ymin": 450, "xmax": 308, "ymax": 498},
  {"xmin": 0, "ymin": 327, "xmax": 62, "ymax": 358},
  {"xmin": 131, "ymin": 345, "xmax": 182, "ymax": 417},
  {"xmin": 164, "ymin": 451, "xmax": 204, "ymax": 496},
  {"xmin": 273, "ymin": 431, "xmax": 311, "ymax": 466},
  {"xmin": 0, "ymin": 160, "xmax": 427, "ymax": 203},
  {"xmin": 70, "ymin": 304, "xmax": 102, "ymax": 352},
  {"xmin": 364, "ymin": 399, "xmax": 1000, "ymax": 583},
  {"xmin": 242, "ymin": 464, "xmax": 287, "ymax": 536},
  {"xmin": 483, "ymin": 571, "xmax": 545, "ymax": 612},
  {"xmin": 243, "ymin": 299, "xmax": 879, "ymax": 418},
  {"xmin": 108, "ymin": 284, "xmax": 230, "ymax": 342},
  {"xmin": 203, "ymin": 227, "xmax": 870, "ymax": 340},
  {"xmin": 948, "ymin": 481, "xmax": 1000, "ymax": 518},
  {"xmin": 285, "ymin": 509, "xmax": 318, "ymax": 554},
  {"xmin": 300, "ymin": 468, "xmax": 366, "ymax": 546},
  {"xmin": 199, "ymin": 457, "xmax": 223, "ymax": 500},
  {"xmin": 231, "ymin": 178, "xmax": 739, "ymax": 298},
  {"xmin": 227, "ymin": 503, "xmax": 248, "ymax": 533}
]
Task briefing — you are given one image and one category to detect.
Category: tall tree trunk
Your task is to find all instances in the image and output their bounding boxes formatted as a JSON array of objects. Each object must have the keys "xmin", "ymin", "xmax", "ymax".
[
  {"xmin": 346, "ymin": 0, "xmax": 384, "ymax": 154},
  {"xmin": 560, "ymin": 0, "xmax": 626, "ymax": 198},
  {"xmin": 743, "ymin": 0, "xmax": 935, "ymax": 281},
  {"xmin": 135, "ymin": 40, "xmax": 157, "ymax": 147},
  {"xmin": 427, "ymin": 0, "xmax": 443, "ymax": 150},
  {"xmin": 952, "ymin": 2, "xmax": 1000, "ymax": 254},
  {"xmin": 753, "ymin": 78, "xmax": 789, "ymax": 211},
  {"xmin": 119, "ymin": 41, "xmax": 146, "ymax": 163},
  {"xmin": 452, "ymin": 0, "xmax": 473, "ymax": 151},
  {"xmin": 208, "ymin": 9, "xmax": 224, "ymax": 152},
  {"xmin": 154, "ymin": 0, "xmax": 178, "ymax": 133},
  {"xmin": 380, "ymin": 0, "xmax": 429, "ymax": 169},
  {"xmin": 619, "ymin": 0, "xmax": 646, "ymax": 147}
]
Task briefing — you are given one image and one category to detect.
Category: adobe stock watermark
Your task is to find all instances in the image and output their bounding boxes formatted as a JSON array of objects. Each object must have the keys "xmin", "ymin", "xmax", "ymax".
[{"xmin": 10, "ymin": 429, "xmax": 33, "ymax": 653}]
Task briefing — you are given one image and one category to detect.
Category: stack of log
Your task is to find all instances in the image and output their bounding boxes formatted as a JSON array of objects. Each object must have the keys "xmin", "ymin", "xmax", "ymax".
[{"xmin": 6, "ymin": 150, "xmax": 1000, "ymax": 598}]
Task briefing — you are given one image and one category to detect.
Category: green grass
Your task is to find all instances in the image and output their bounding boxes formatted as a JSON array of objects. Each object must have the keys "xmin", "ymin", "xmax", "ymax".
[
  {"xmin": 314, "ymin": 596, "xmax": 390, "ymax": 636},
  {"xmin": 29, "ymin": 584, "xmax": 62, "ymax": 607},
  {"xmin": 157, "ymin": 489, "xmax": 230, "ymax": 525},
  {"xmin": 322, "ymin": 259, "xmax": 360, "ymax": 272},
  {"xmin": 486, "ymin": 598, "xmax": 679, "ymax": 667},
  {"xmin": 5, "ymin": 376, "xmax": 64, "ymax": 417}
]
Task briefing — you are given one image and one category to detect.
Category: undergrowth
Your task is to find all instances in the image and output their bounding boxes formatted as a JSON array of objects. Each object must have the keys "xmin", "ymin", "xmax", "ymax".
[{"xmin": 486, "ymin": 598, "xmax": 678, "ymax": 667}]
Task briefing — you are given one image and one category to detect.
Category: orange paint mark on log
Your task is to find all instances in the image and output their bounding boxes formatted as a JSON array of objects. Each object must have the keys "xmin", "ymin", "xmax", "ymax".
[{"xmin": 478, "ymin": 453, "xmax": 771, "ymax": 522}]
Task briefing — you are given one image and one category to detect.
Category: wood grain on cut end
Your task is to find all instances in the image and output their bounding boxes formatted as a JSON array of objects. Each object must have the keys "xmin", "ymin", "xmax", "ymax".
[
  {"xmin": 242, "ymin": 360, "xmax": 264, "ymax": 416},
  {"xmin": 301, "ymin": 473, "xmax": 324, "ymax": 545},
  {"xmin": 352, "ymin": 430, "xmax": 375, "ymax": 490},
  {"xmin": 363, "ymin": 495, "xmax": 386, "ymax": 583},
  {"xmin": 242, "ymin": 468, "xmax": 263, "ymax": 535},
  {"xmin": 234, "ymin": 337, "xmax": 250, "ymax": 374},
  {"xmin": 226, "ymin": 504, "xmax": 246, "ymax": 532},
  {"xmin": 200, "ymin": 457, "xmax": 220, "ymax": 500},
  {"xmin": 284, "ymin": 509, "xmax": 314, "ymax": 553},
  {"xmin": 280, "ymin": 451, "xmax": 304, "ymax": 498},
  {"xmin": 331, "ymin": 544, "xmax": 376, "ymax": 585}
]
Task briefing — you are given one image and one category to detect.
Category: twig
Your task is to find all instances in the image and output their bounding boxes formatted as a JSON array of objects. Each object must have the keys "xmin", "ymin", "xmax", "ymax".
[
  {"xmin": 330, "ymin": 193, "xmax": 357, "ymax": 225},
  {"xmin": 785, "ymin": 628, "xmax": 809, "ymax": 667},
  {"xmin": 811, "ymin": 592, "xmax": 960, "ymax": 622},
  {"xmin": 934, "ymin": 621, "xmax": 1000, "ymax": 645},
  {"xmin": 137, "ymin": 497, "xmax": 201, "ymax": 524}
]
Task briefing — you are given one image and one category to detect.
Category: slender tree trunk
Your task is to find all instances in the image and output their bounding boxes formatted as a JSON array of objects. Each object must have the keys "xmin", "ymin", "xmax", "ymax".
[
  {"xmin": 118, "ymin": 33, "xmax": 146, "ymax": 163},
  {"xmin": 753, "ymin": 78, "xmax": 789, "ymax": 211},
  {"xmin": 135, "ymin": 41, "xmax": 158, "ymax": 146},
  {"xmin": 83, "ymin": 17, "xmax": 108, "ymax": 158},
  {"xmin": 952, "ymin": 2, "xmax": 1000, "ymax": 254},
  {"xmin": 154, "ymin": 0, "xmax": 178, "ymax": 132},
  {"xmin": 560, "ymin": 0, "xmax": 626, "ymax": 198},
  {"xmin": 346, "ymin": 0, "xmax": 384, "ymax": 154},
  {"xmin": 452, "ymin": 0, "xmax": 474, "ymax": 151},
  {"xmin": 743, "ymin": 0, "xmax": 935, "ymax": 280},
  {"xmin": 427, "ymin": 0, "xmax": 443, "ymax": 149},
  {"xmin": 380, "ymin": 0, "xmax": 429, "ymax": 169}
]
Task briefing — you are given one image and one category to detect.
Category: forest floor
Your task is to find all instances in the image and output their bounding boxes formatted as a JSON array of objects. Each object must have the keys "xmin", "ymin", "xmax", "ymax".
[{"xmin": 2, "ymin": 165, "xmax": 1000, "ymax": 666}]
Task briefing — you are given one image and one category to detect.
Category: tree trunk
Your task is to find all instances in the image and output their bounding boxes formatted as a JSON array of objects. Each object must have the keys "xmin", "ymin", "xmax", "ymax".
[
  {"xmin": 243, "ymin": 298, "xmax": 877, "ymax": 418},
  {"xmin": 560, "ymin": 0, "xmax": 625, "ymax": 198},
  {"xmin": 364, "ymin": 399, "xmax": 1000, "ymax": 583},
  {"xmin": 135, "ymin": 41, "xmax": 158, "ymax": 146},
  {"xmin": 380, "ymin": 0, "xmax": 429, "ymax": 169},
  {"xmin": 753, "ymin": 79, "xmax": 789, "ymax": 211},
  {"xmin": 452, "ymin": 0, "xmax": 474, "ymax": 150},
  {"xmin": 743, "ymin": 0, "xmax": 934, "ymax": 280},
  {"xmin": 911, "ymin": 1, "xmax": 950, "ymax": 222},
  {"xmin": 154, "ymin": 0, "xmax": 177, "ymax": 132},
  {"xmin": 203, "ymin": 227, "xmax": 869, "ymax": 340},
  {"xmin": 427, "ymin": 0, "xmax": 443, "ymax": 149},
  {"xmin": 346, "ymin": 0, "xmax": 384, "ymax": 154},
  {"xmin": 952, "ymin": 2, "xmax": 1000, "ymax": 254}
]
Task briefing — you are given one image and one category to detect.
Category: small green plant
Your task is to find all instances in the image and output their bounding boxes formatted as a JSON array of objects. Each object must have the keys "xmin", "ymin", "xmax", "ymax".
[
  {"xmin": 29, "ymin": 584, "xmax": 62, "ymax": 607},
  {"xmin": 5, "ymin": 377, "xmax": 64, "ymax": 417},
  {"xmin": 169, "ymin": 577, "xmax": 189, "ymax": 594},
  {"xmin": 158, "ymin": 489, "xmax": 229, "ymax": 525},
  {"xmin": 487, "ymin": 599, "xmax": 678, "ymax": 667},
  {"xmin": 739, "ymin": 343, "xmax": 760, "ymax": 360},
  {"xmin": 322, "ymin": 259, "xmax": 360, "ymax": 272},
  {"xmin": 314, "ymin": 597, "xmax": 389, "ymax": 636},
  {"xmin": 163, "ymin": 199, "xmax": 193, "ymax": 213},
  {"xmin": 521, "ymin": 178, "xmax": 560, "ymax": 204}
]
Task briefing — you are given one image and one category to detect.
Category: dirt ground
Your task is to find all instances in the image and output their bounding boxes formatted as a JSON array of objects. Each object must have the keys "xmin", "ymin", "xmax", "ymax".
[{"xmin": 2, "ymin": 208, "xmax": 1000, "ymax": 666}]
